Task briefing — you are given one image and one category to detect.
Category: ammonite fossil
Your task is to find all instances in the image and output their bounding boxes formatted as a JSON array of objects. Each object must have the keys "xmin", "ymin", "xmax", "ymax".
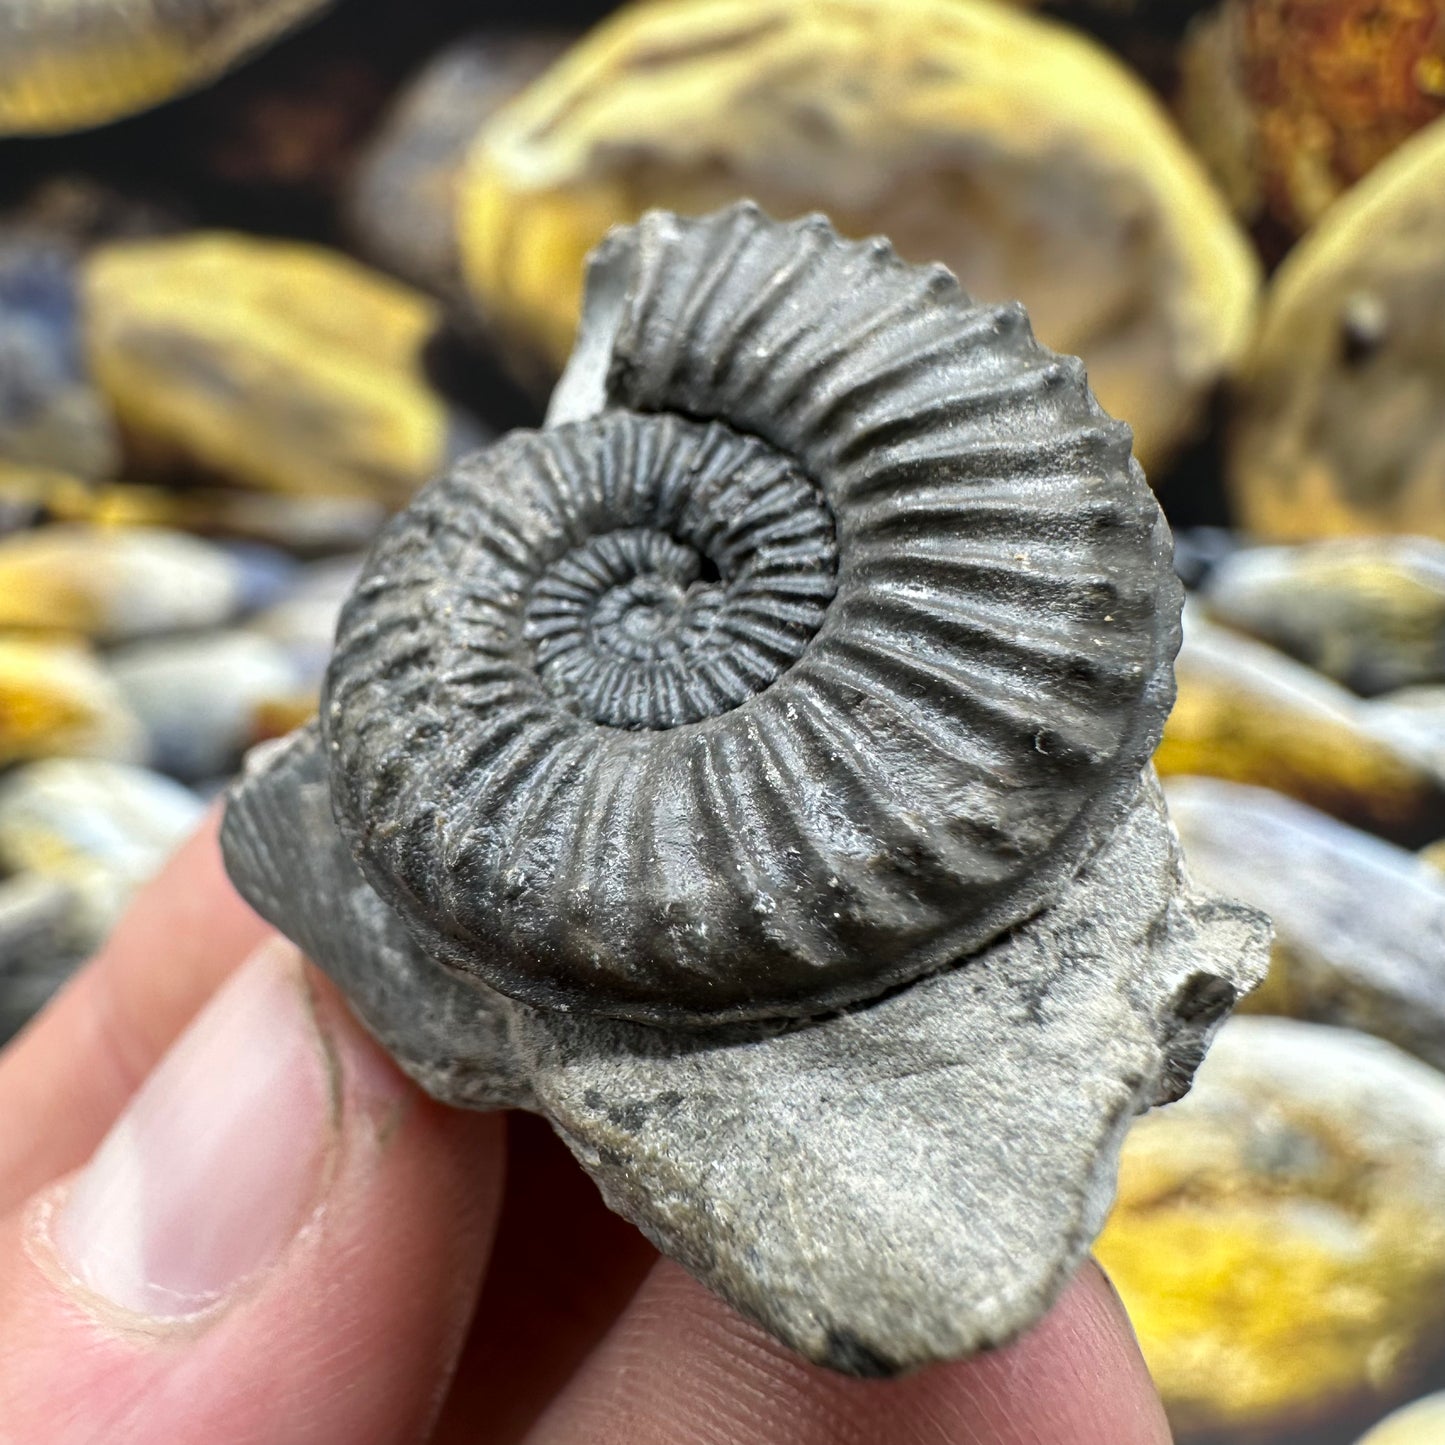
[
  {"xmin": 326, "ymin": 204, "xmax": 1179, "ymax": 1026},
  {"xmin": 225, "ymin": 203, "xmax": 1269, "ymax": 1372}
]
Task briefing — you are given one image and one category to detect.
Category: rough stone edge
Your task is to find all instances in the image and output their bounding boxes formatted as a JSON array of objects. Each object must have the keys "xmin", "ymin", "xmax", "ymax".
[{"xmin": 223, "ymin": 731, "xmax": 1270, "ymax": 1372}]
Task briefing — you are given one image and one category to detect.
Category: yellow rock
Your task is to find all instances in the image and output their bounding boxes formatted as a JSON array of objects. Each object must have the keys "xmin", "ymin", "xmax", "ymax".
[
  {"xmin": 1097, "ymin": 1016, "xmax": 1445, "ymax": 1438},
  {"xmin": 1230, "ymin": 117, "xmax": 1445, "ymax": 541},
  {"xmin": 0, "ymin": 635, "xmax": 143, "ymax": 765},
  {"xmin": 1157, "ymin": 610, "xmax": 1445, "ymax": 844},
  {"xmin": 83, "ymin": 233, "xmax": 450, "ymax": 504},
  {"xmin": 0, "ymin": 525, "xmax": 247, "ymax": 641},
  {"xmin": 0, "ymin": 0, "xmax": 331, "ymax": 136},
  {"xmin": 1358, "ymin": 1392, "xmax": 1445, "ymax": 1443},
  {"xmin": 0, "ymin": 467, "xmax": 386, "ymax": 552},
  {"xmin": 458, "ymin": 0, "xmax": 1258, "ymax": 472}
]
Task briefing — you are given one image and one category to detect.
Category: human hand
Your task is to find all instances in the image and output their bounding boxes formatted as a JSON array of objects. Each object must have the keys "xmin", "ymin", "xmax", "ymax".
[{"xmin": 0, "ymin": 814, "xmax": 1172, "ymax": 1445}]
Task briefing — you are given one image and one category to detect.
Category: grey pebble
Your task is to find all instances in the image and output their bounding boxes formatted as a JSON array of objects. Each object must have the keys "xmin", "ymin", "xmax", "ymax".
[
  {"xmin": 110, "ymin": 629, "xmax": 303, "ymax": 782},
  {"xmin": 1168, "ymin": 774, "xmax": 1445, "ymax": 1071}
]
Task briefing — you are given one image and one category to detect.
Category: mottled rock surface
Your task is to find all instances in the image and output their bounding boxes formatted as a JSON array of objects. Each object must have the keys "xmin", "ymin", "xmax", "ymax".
[{"xmin": 1097, "ymin": 1017, "xmax": 1445, "ymax": 1438}]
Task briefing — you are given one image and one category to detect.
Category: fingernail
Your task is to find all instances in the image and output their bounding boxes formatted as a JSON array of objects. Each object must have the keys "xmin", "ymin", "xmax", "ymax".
[{"xmin": 52, "ymin": 939, "xmax": 337, "ymax": 1319}]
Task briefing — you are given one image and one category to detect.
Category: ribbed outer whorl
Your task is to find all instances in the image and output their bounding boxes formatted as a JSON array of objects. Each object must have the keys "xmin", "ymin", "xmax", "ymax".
[{"xmin": 324, "ymin": 204, "xmax": 1181, "ymax": 1028}]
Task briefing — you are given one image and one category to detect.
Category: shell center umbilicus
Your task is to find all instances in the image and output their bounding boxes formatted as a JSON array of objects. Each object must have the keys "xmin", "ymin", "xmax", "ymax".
[{"xmin": 519, "ymin": 428, "xmax": 838, "ymax": 731}]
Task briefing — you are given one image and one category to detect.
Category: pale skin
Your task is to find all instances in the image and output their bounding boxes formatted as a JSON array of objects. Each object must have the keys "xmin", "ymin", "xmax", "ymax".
[{"xmin": 0, "ymin": 813, "xmax": 1173, "ymax": 1445}]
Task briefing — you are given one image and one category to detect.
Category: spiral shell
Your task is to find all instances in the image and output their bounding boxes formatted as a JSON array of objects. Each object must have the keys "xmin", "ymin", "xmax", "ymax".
[{"xmin": 323, "ymin": 204, "xmax": 1181, "ymax": 1027}]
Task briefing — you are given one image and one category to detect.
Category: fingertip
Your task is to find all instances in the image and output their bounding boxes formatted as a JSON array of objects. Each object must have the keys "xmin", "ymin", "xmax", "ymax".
[{"xmin": 526, "ymin": 1257, "xmax": 1169, "ymax": 1445}]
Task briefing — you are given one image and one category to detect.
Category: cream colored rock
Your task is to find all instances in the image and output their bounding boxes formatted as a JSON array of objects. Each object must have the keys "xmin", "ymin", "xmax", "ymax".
[
  {"xmin": 0, "ymin": 525, "xmax": 249, "ymax": 640},
  {"xmin": 1167, "ymin": 776, "xmax": 1445, "ymax": 1069},
  {"xmin": 1231, "ymin": 117, "xmax": 1445, "ymax": 542},
  {"xmin": 1204, "ymin": 537, "xmax": 1445, "ymax": 695},
  {"xmin": 110, "ymin": 629, "xmax": 305, "ymax": 781},
  {"xmin": 0, "ymin": 758, "xmax": 203, "ymax": 944},
  {"xmin": 460, "ymin": 0, "xmax": 1258, "ymax": 470},
  {"xmin": 1358, "ymin": 1392, "xmax": 1445, "ymax": 1444},
  {"xmin": 1098, "ymin": 1017, "xmax": 1445, "ymax": 1438}
]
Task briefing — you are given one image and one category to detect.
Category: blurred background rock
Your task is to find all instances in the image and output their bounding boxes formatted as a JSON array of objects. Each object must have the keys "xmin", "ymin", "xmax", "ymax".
[{"xmin": 4, "ymin": 0, "xmax": 1445, "ymax": 1437}]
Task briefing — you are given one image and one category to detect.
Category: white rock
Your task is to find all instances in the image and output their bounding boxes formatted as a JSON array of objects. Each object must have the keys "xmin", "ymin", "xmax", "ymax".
[
  {"xmin": 0, "ymin": 758, "xmax": 204, "ymax": 941},
  {"xmin": 110, "ymin": 629, "xmax": 302, "ymax": 781}
]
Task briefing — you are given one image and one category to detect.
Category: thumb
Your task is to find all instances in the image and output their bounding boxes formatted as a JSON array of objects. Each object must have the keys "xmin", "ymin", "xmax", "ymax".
[{"xmin": 0, "ymin": 939, "xmax": 505, "ymax": 1445}]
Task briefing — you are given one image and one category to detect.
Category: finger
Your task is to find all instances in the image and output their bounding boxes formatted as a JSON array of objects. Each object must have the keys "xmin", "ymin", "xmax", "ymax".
[
  {"xmin": 433, "ymin": 1114, "xmax": 658, "ymax": 1445},
  {"xmin": 0, "ymin": 939, "xmax": 506, "ymax": 1445},
  {"xmin": 522, "ymin": 1257, "xmax": 1171, "ymax": 1445},
  {"xmin": 0, "ymin": 809, "xmax": 269, "ymax": 1210}
]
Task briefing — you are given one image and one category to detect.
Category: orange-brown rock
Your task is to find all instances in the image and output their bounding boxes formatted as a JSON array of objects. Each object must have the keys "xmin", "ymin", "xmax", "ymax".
[{"xmin": 1178, "ymin": 0, "xmax": 1445, "ymax": 236}]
